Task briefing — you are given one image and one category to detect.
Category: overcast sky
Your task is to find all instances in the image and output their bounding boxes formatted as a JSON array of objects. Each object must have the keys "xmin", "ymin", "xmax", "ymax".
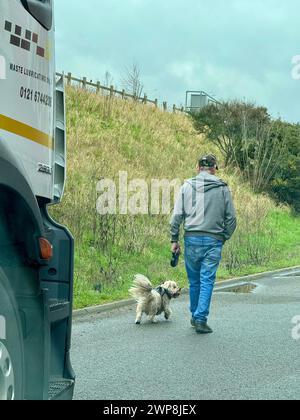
[{"xmin": 55, "ymin": 0, "xmax": 300, "ymax": 123}]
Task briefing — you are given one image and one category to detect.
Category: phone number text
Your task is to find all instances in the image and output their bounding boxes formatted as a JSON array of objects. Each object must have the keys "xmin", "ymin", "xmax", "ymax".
[{"xmin": 20, "ymin": 87, "xmax": 52, "ymax": 108}]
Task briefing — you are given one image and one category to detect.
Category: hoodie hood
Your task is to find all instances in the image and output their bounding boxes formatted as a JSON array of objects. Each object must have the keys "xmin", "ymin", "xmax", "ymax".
[{"xmin": 187, "ymin": 172, "xmax": 227, "ymax": 193}]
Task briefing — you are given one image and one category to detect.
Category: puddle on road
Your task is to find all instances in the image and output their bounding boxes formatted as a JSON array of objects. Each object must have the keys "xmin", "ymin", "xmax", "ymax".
[{"xmin": 216, "ymin": 283, "xmax": 257, "ymax": 294}]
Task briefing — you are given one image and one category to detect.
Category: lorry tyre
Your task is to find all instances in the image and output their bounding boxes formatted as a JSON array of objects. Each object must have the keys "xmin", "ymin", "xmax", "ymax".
[{"xmin": 0, "ymin": 271, "xmax": 25, "ymax": 400}]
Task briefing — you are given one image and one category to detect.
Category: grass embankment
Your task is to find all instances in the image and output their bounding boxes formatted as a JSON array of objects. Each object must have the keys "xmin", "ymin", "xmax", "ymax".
[{"xmin": 50, "ymin": 87, "xmax": 300, "ymax": 309}]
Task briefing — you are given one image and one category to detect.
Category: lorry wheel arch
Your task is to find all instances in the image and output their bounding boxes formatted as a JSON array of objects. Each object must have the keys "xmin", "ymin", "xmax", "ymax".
[
  {"xmin": 0, "ymin": 142, "xmax": 44, "ymax": 263},
  {"xmin": 0, "ymin": 141, "xmax": 44, "ymax": 234},
  {"xmin": 0, "ymin": 184, "xmax": 42, "ymax": 262}
]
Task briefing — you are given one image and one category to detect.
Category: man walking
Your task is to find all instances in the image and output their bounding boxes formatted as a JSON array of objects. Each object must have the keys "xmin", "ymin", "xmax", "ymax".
[{"xmin": 170, "ymin": 154, "xmax": 237, "ymax": 334}]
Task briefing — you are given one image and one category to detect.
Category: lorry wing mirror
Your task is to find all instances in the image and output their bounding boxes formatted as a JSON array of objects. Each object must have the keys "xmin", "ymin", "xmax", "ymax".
[{"xmin": 21, "ymin": 0, "xmax": 53, "ymax": 31}]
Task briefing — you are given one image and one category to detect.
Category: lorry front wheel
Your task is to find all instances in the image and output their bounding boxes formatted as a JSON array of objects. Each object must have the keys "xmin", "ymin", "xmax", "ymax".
[{"xmin": 0, "ymin": 271, "xmax": 25, "ymax": 400}]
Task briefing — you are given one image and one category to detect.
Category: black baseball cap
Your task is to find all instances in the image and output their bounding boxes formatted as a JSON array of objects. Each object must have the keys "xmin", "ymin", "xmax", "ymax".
[{"xmin": 199, "ymin": 154, "xmax": 219, "ymax": 170}]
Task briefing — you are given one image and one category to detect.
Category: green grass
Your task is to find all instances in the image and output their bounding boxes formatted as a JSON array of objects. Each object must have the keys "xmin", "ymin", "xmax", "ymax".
[
  {"xmin": 219, "ymin": 210, "xmax": 300, "ymax": 278},
  {"xmin": 72, "ymin": 210, "xmax": 300, "ymax": 310}
]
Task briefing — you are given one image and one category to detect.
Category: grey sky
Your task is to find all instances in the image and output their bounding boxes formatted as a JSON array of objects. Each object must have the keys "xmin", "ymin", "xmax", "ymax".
[{"xmin": 55, "ymin": 0, "xmax": 300, "ymax": 123}]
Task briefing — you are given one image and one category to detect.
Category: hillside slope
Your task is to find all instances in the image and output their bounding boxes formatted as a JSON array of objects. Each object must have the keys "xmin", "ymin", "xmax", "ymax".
[{"xmin": 51, "ymin": 87, "xmax": 300, "ymax": 309}]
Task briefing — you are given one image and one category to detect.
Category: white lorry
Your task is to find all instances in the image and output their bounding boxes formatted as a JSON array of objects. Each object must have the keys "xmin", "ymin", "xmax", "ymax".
[{"xmin": 0, "ymin": 0, "xmax": 75, "ymax": 400}]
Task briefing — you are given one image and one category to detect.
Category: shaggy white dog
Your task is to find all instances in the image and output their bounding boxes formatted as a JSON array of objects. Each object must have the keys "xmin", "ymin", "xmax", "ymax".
[{"xmin": 129, "ymin": 274, "xmax": 181, "ymax": 324}]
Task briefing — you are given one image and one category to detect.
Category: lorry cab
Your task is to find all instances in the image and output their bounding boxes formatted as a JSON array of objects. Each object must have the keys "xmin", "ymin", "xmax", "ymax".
[{"xmin": 0, "ymin": 0, "xmax": 75, "ymax": 400}]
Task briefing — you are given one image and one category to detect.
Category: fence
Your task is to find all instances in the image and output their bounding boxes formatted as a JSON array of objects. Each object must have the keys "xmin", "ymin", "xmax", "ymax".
[{"xmin": 56, "ymin": 72, "xmax": 186, "ymax": 114}]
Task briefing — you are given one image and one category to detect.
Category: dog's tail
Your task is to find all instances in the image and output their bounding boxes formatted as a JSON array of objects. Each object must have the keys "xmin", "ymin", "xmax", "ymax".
[{"xmin": 129, "ymin": 274, "xmax": 153, "ymax": 301}]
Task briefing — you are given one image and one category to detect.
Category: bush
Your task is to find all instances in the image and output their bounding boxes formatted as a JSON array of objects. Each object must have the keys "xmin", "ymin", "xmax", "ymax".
[
  {"xmin": 192, "ymin": 101, "xmax": 300, "ymax": 211},
  {"xmin": 269, "ymin": 122, "xmax": 300, "ymax": 212},
  {"xmin": 192, "ymin": 101, "xmax": 270, "ymax": 167}
]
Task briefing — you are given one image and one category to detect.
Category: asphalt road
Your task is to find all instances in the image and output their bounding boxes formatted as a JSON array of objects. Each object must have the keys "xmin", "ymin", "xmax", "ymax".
[{"xmin": 72, "ymin": 270, "xmax": 300, "ymax": 400}]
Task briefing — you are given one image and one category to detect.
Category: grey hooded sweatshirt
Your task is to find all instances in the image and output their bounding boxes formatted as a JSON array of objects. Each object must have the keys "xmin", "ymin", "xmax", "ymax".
[{"xmin": 170, "ymin": 172, "xmax": 237, "ymax": 243}]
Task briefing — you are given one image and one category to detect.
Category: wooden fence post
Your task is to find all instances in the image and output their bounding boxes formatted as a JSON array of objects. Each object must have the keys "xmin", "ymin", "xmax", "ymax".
[{"xmin": 61, "ymin": 71, "xmax": 185, "ymax": 113}]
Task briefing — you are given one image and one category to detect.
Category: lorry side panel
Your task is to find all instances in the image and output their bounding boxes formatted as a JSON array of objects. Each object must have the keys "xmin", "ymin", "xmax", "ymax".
[{"xmin": 0, "ymin": 0, "xmax": 55, "ymax": 200}]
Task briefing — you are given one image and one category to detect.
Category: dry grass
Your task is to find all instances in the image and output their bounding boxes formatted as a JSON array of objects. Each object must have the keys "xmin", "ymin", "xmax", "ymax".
[{"xmin": 53, "ymin": 86, "xmax": 222, "ymax": 247}]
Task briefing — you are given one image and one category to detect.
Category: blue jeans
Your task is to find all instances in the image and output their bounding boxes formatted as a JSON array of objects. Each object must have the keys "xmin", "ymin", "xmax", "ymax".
[{"xmin": 185, "ymin": 236, "xmax": 223, "ymax": 323}]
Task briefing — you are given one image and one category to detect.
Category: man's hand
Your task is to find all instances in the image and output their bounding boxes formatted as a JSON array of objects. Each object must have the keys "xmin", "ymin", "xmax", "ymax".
[{"xmin": 172, "ymin": 242, "xmax": 181, "ymax": 255}]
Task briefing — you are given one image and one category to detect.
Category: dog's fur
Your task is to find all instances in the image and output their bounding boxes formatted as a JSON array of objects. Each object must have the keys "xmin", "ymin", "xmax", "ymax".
[{"xmin": 129, "ymin": 274, "xmax": 181, "ymax": 324}]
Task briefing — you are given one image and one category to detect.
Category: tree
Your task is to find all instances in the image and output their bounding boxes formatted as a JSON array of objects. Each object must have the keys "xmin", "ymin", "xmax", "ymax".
[
  {"xmin": 239, "ymin": 119, "xmax": 287, "ymax": 192},
  {"xmin": 269, "ymin": 122, "xmax": 300, "ymax": 212},
  {"xmin": 103, "ymin": 71, "xmax": 114, "ymax": 88},
  {"xmin": 192, "ymin": 101, "xmax": 271, "ymax": 167},
  {"xmin": 121, "ymin": 63, "xmax": 144, "ymax": 100},
  {"xmin": 192, "ymin": 101, "xmax": 287, "ymax": 193},
  {"xmin": 192, "ymin": 100, "xmax": 300, "ymax": 211}
]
